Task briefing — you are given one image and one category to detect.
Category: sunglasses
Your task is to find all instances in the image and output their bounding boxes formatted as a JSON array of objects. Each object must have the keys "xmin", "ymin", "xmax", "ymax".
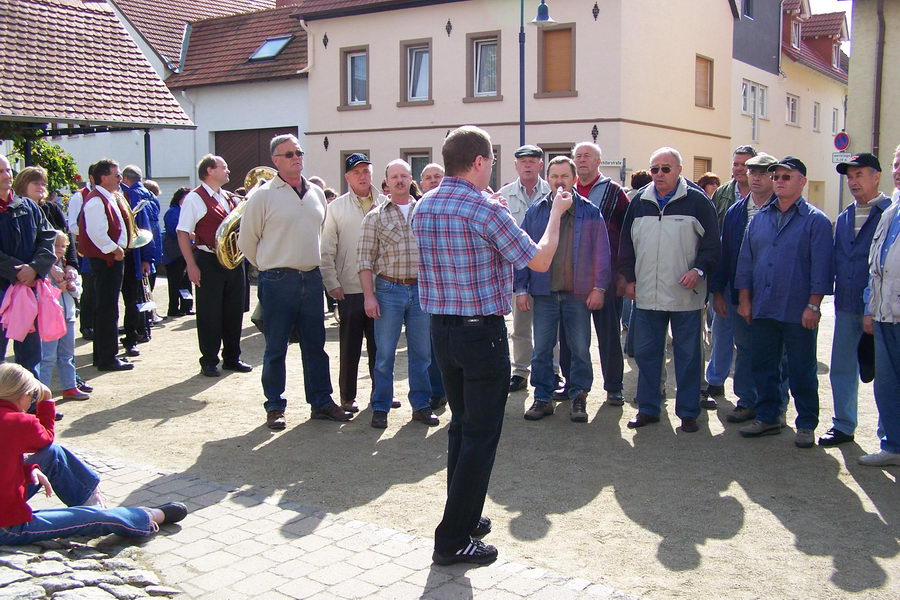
[
  {"xmin": 274, "ymin": 151, "xmax": 304, "ymax": 159},
  {"xmin": 770, "ymin": 174, "xmax": 794, "ymax": 181},
  {"xmin": 650, "ymin": 166, "xmax": 672, "ymax": 174},
  {"xmin": 27, "ymin": 388, "xmax": 39, "ymax": 412}
]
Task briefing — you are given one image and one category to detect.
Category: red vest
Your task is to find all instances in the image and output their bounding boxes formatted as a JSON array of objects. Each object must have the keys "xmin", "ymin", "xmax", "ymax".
[
  {"xmin": 193, "ymin": 185, "xmax": 236, "ymax": 249},
  {"xmin": 77, "ymin": 189, "xmax": 128, "ymax": 264}
]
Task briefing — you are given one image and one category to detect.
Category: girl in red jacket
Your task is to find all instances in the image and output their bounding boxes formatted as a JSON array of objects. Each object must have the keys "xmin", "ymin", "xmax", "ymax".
[{"xmin": 0, "ymin": 363, "xmax": 186, "ymax": 544}]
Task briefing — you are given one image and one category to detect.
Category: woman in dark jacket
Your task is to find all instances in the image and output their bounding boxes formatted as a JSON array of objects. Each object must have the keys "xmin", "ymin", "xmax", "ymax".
[
  {"xmin": 162, "ymin": 188, "xmax": 194, "ymax": 317},
  {"xmin": 12, "ymin": 167, "xmax": 77, "ymax": 269}
]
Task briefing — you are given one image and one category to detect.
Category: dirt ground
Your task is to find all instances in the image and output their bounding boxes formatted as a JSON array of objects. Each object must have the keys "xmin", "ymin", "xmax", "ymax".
[{"xmin": 54, "ymin": 276, "xmax": 898, "ymax": 599}]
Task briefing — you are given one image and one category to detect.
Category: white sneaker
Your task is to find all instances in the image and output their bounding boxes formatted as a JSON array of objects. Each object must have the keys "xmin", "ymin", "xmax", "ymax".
[{"xmin": 857, "ymin": 450, "xmax": 900, "ymax": 467}]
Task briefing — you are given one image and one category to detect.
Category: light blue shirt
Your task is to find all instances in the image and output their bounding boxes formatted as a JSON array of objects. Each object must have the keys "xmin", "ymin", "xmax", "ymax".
[{"xmin": 880, "ymin": 204, "xmax": 900, "ymax": 267}]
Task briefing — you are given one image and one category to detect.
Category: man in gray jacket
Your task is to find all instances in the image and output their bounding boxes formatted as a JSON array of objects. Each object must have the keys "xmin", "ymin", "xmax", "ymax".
[{"xmin": 321, "ymin": 153, "xmax": 387, "ymax": 413}]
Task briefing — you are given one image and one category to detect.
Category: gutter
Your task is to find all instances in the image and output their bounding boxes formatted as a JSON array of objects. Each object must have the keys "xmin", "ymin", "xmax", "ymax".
[
  {"xmin": 296, "ymin": 19, "xmax": 313, "ymax": 75},
  {"xmin": 872, "ymin": 0, "xmax": 885, "ymax": 155}
]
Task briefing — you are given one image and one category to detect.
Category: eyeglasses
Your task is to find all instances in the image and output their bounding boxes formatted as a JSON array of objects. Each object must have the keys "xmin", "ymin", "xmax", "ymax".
[
  {"xmin": 770, "ymin": 174, "xmax": 794, "ymax": 181},
  {"xmin": 273, "ymin": 151, "xmax": 304, "ymax": 159},
  {"xmin": 650, "ymin": 166, "xmax": 672, "ymax": 174}
]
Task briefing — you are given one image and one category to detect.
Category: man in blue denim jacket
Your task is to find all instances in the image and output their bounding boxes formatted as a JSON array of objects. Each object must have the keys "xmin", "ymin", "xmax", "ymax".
[
  {"xmin": 821, "ymin": 153, "xmax": 891, "ymax": 447},
  {"xmin": 735, "ymin": 156, "xmax": 834, "ymax": 448},
  {"xmin": 514, "ymin": 157, "xmax": 610, "ymax": 423}
]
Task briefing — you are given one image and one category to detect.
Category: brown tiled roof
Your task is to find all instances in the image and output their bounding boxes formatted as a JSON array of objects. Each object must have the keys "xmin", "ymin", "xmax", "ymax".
[
  {"xmin": 165, "ymin": 5, "xmax": 308, "ymax": 90},
  {"xmin": 802, "ymin": 12, "xmax": 846, "ymax": 39},
  {"xmin": 0, "ymin": 0, "xmax": 193, "ymax": 128},
  {"xmin": 783, "ymin": 0, "xmax": 802, "ymax": 12},
  {"xmin": 112, "ymin": 0, "xmax": 274, "ymax": 68},
  {"xmin": 782, "ymin": 40, "xmax": 848, "ymax": 85},
  {"xmin": 297, "ymin": 0, "xmax": 465, "ymax": 21}
]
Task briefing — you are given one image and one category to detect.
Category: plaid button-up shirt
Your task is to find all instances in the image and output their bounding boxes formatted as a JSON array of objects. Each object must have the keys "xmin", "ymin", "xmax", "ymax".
[
  {"xmin": 357, "ymin": 199, "xmax": 419, "ymax": 280},
  {"xmin": 411, "ymin": 176, "xmax": 537, "ymax": 316}
]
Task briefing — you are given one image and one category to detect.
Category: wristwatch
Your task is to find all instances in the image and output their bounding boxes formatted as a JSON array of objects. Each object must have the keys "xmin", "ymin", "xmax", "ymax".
[
  {"xmin": 806, "ymin": 303, "xmax": 821, "ymax": 313},
  {"xmin": 693, "ymin": 267, "xmax": 705, "ymax": 278},
  {"xmin": 593, "ymin": 287, "xmax": 606, "ymax": 293}
]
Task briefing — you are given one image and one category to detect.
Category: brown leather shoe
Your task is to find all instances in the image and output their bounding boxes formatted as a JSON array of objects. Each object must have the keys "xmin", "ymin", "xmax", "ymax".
[
  {"xmin": 680, "ymin": 417, "xmax": 699, "ymax": 433},
  {"xmin": 627, "ymin": 412, "xmax": 660, "ymax": 429},
  {"xmin": 311, "ymin": 402, "xmax": 353, "ymax": 422},
  {"xmin": 341, "ymin": 400, "xmax": 360, "ymax": 413},
  {"xmin": 266, "ymin": 410, "xmax": 286, "ymax": 430},
  {"xmin": 412, "ymin": 408, "xmax": 439, "ymax": 426}
]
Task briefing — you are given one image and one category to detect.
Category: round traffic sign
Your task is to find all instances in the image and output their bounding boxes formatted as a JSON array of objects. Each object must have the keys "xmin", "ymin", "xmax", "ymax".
[{"xmin": 834, "ymin": 132, "xmax": 850, "ymax": 151}]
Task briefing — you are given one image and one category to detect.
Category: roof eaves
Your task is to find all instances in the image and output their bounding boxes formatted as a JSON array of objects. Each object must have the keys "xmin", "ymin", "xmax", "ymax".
[
  {"xmin": 298, "ymin": 0, "xmax": 467, "ymax": 22},
  {"xmin": 0, "ymin": 112, "xmax": 196, "ymax": 130}
]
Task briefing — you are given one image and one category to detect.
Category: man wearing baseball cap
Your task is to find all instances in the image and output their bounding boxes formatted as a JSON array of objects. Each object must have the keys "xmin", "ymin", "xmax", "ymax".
[
  {"xmin": 320, "ymin": 153, "xmax": 387, "ymax": 413},
  {"xmin": 822, "ymin": 153, "xmax": 891, "ymax": 447},
  {"xmin": 735, "ymin": 156, "xmax": 834, "ymax": 448}
]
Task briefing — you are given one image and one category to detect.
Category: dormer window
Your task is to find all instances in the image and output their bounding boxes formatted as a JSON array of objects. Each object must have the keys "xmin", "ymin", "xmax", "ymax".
[
  {"xmin": 791, "ymin": 20, "xmax": 801, "ymax": 49},
  {"xmin": 249, "ymin": 35, "xmax": 293, "ymax": 62},
  {"xmin": 832, "ymin": 44, "xmax": 840, "ymax": 68}
]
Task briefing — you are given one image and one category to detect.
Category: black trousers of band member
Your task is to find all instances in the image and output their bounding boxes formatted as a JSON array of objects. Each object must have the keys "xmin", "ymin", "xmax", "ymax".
[
  {"xmin": 121, "ymin": 255, "xmax": 147, "ymax": 348},
  {"xmin": 79, "ymin": 271, "xmax": 96, "ymax": 335},
  {"xmin": 194, "ymin": 249, "xmax": 244, "ymax": 368},
  {"xmin": 336, "ymin": 293, "xmax": 376, "ymax": 403},
  {"xmin": 559, "ymin": 296, "xmax": 624, "ymax": 392},
  {"xmin": 88, "ymin": 258, "xmax": 124, "ymax": 367},
  {"xmin": 165, "ymin": 257, "xmax": 193, "ymax": 315},
  {"xmin": 431, "ymin": 315, "xmax": 508, "ymax": 554}
]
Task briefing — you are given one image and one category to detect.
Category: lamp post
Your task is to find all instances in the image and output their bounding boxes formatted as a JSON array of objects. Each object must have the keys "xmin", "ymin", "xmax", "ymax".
[{"xmin": 519, "ymin": 0, "xmax": 554, "ymax": 146}]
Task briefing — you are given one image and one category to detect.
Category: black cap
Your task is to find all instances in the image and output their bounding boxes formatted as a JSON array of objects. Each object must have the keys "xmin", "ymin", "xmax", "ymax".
[
  {"xmin": 836, "ymin": 152, "xmax": 881, "ymax": 175},
  {"xmin": 767, "ymin": 156, "xmax": 807, "ymax": 177},
  {"xmin": 344, "ymin": 153, "xmax": 371, "ymax": 173},
  {"xmin": 514, "ymin": 144, "xmax": 543, "ymax": 158}
]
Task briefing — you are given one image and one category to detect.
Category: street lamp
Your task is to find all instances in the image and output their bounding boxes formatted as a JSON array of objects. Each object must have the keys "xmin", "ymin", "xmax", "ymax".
[{"xmin": 519, "ymin": 0, "xmax": 555, "ymax": 146}]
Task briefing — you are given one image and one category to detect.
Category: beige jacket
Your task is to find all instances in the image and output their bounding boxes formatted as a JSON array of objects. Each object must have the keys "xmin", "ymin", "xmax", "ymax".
[
  {"xmin": 868, "ymin": 191, "xmax": 900, "ymax": 323},
  {"xmin": 320, "ymin": 185, "xmax": 387, "ymax": 294}
]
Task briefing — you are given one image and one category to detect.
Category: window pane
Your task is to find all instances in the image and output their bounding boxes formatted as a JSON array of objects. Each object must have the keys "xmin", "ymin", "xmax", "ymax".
[
  {"xmin": 475, "ymin": 40, "xmax": 497, "ymax": 96},
  {"xmin": 741, "ymin": 81, "xmax": 749, "ymax": 113},
  {"xmin": 407, "ymin": 155, "xmax": 429, "ymax": 183},
  {"xmin": 759, "ymin": 86, "xmax": 767, "ymax": 117},
  {"xmin": 349, "ymin": 53, "xmax": 367, "ymax": 104},
  {"xmin": 409, "ymin": 47, "xmax": 429, "ymax": 100}
]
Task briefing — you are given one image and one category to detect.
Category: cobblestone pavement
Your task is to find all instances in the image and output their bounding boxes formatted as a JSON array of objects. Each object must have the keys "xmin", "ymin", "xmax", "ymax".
[{"xmin": 8, "ymin": 449, "xmax": 639, "ymax": 600}]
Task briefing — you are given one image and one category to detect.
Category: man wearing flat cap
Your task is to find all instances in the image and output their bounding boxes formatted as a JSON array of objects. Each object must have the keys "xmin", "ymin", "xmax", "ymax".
[
  {"xmin": 499, "ymin": 145, "xmax": 550, "ymax": 393},
  {"xmin": 735, "ymin": 156, "xmax": 834, "ymax": 448},
  {"xmin": 321, "ymin": 153, "xmax": 387, "ymax": 414},
  {"xmin": 821, "ymin": 153, "xmax": 891, "ymax": 447}
]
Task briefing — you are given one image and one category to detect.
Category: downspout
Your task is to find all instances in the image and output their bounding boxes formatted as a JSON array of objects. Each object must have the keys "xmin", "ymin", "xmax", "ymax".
[
  {"xmin": 778, "ymin": 1, "xmax": 784, "ymax": 74},
  {"xmin": 296, "ymin": 19, "xmax": 313, "ymax": 75},
  {"xmin": 180, "ymin": 90, "xmax": 197, "ymax": 186},
  {"xmin": 872, "ymin": 0, "xmax": 885, "ymax": 155}
]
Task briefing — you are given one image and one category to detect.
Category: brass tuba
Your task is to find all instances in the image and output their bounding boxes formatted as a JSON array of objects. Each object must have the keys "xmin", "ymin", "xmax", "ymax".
[
  {"xmin": 215, "ymin": 166, "xmax": 276, "ymax": 269},
  {"xmin": 121, "ymin": 195, "xmax": 154, "ymax": 249}
]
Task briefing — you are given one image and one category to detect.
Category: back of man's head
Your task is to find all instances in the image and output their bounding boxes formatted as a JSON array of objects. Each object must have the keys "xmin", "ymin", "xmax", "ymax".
[
  {"xmin": 122, "ymin": 164, "xmax": 142, "ymax": 182},
  {"xmin": 443, "ymin": 126, "xmax": 491, "ymax": 177}
]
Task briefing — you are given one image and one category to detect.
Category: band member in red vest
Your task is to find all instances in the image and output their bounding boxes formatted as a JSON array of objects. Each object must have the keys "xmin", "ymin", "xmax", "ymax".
[
  {"xmin": 77, "ymin": 159, "xmax": 133, "ymax": 372},
  {"xmin": 176, "ymin": 155, "xmax": 251, "ymax": 378}
]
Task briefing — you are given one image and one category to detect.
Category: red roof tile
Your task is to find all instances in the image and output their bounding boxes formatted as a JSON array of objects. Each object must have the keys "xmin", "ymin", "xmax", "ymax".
[
  {"xmin": 782, "ymin": 40, "xmax": 848, "ymax": 85},
  {"xmin": 802, "ymin": 12, "xmax": 847, "ymax": 39},
  {"xmin": 0, "ymin": 0, "xmax": 194, "ymax": 128},
  {"xmin": 112, "ymin": 0, "xmax": 274, "ymax": 68},
  {"xmin": 297, "ymin": 0, "xmax": 464, "ymax": 20},
  {"xmin": 165, "ymin": 5, "xmax": 308, "ymax": 89},
  {"xmin": 783, "ymin": 0, "xmax": 802, "ymax": 12}
]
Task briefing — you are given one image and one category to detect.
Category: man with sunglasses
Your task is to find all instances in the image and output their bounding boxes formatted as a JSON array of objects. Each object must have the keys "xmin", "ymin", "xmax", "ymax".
[
  {"xmin": 619, "ymin": 147, "xmax": 720, "ymax": 433},
  {"xmin": 735, "ymin": 156, "xmax": 833, "ymax": 448},
  {"xmin": 239, "ymin": 134, "xmax": 351, "ymax": 430}
]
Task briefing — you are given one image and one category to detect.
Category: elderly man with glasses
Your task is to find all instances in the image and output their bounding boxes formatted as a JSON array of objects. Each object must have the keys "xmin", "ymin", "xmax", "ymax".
[{"xmin": 619, "ymin": 147, "xmax": 720, "ymax": 433}]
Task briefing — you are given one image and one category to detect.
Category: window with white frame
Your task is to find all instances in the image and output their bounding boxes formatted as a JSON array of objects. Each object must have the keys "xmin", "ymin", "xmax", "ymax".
[
  {"xmin": 340, "ymin": 48, "xmax": 369, "ymax": 108},
  {"xmin": 791, "ymin": 21, "xmax": 801, "ymax": 48},
  {"xmin": 832, "ymin": 45, "xmax": 840, "ymax": 68},
  {"xmin": 407, "ymin": 45, "xmax": 430, "ymax": 101},
  {"xmin": 741, "ymin": 80, "xmax": 768, "ymax": 142},
  {"xmin": 813, "ymin": 102, "xmax": 821, "ymax": 132},
  {"xmin": 832, "ymin": 108, "xmax": 840, "ymax": 134},
  {"xmin": 474, "ymin": 38, "xmax": 498, "ymax": 96},
  {"xmin": 786, "ymin": 93, "xmax": 800, "ymax": 126},
  {"xmin": 743, "ymin": 0, "xmax": 753, "ymax": 19}
]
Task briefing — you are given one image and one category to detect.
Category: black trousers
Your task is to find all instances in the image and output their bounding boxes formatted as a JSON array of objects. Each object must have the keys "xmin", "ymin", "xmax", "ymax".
[
  {"xmin": 336, "ymin": 293, "xmax": 376, "ymax": 402},
  {"xmin": 89, "ymin": 258, "xmax": 124, "ymax": 366},
  {"xmin": 121, "ymin": 254, "xmax": 147, "ymax": 347},
  {"xmin": 559, "ymin": 296, "xmax": 624, "ymax": 392},
  {"xmin": 194, "ymin": 250, "xmax": 244, "ymax": 367},
  {"xmin": 79, "ymin": 271, "xmax": 96, "ymax": 334},
  {"xmin": 431, "ymin": 314, "xmax": 508, "ymax": 553},
  {"xmin": 165, "ymin": 257, "xmax": 193, "ymax": 315}
]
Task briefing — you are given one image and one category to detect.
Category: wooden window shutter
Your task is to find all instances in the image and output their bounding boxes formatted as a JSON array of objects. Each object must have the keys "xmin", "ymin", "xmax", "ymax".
[
  {"xmin": 543, "ymin": 29, "xmax": 572, "ymax": 93},
  {"xmin": 693, "ymin": 158, "xmax": 711, "ymax": 182},
  {"xmin": 695, "ymin": 56, "xmax": 712, "ymax": 107}
]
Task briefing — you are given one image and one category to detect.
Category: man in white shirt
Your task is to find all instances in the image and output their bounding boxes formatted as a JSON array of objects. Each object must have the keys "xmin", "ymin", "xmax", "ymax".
[
  {"xmin": 177, "ymin": 155, "xmax": 251, "ymax": 378},
  {"xmin": 67, "ymin": 164, "xmax": 96, "ymax": 341}
]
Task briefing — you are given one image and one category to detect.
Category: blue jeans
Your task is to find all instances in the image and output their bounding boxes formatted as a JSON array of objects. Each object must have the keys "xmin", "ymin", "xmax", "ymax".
[
  {"xmin": 258, "ymin": 268, "xmax": 333, "ymax": 412},
  {"xmin": 706, "ymin": 306, "xmax": 735, "ymax": 386},
  {"xmin": 750, "ymin": 318, "xmax": 819, "ymax": 430},
  {"xmin": 730, "ymin": 305, "xmax": 789, "ymax": 410},
  {"xmin": 829, "ymin": 311, "xmax": 863, "ymax": 435},
  {"xmin": 0, "ymin": 326, "xmax": 42, "ymax": 378},
  {"xmin": 0, "ymin": 445, "xmax": 154, "ymax": 545},
  {"xmin": 633, "ymin": 308, "xmax": 702, "ymax": 419},
  {"xmin": 531, "ymin": 293, "xmax": 592, "ymax": 402},
  {"xmin": 873, "ymin": 322, "xmax": 900, "ymax": 453},
  {"xmin": 40, "ymin": 320, "xmax": 77, "ymax": 390},
  {"xmin": 371, "ymin": 279, "xmax": 431, "ymax": 412}
]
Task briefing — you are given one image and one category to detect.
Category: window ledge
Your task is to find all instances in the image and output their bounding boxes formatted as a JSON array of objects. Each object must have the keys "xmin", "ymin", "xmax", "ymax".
[
  {"xmin": 695, "ymin": 104, "xmax": 715, "ymax": 110},
  {"xmin": 534, "ymin": 90, "xmax": 578, "ymax": 99},
  {"xmin": 786, "ymin": 122, "xmax": 801, "ymax": 128},
  {"xmin": 337, "ymin": 103, "xmax": 372, "ymax": 112},
  {"xmin": 396, "ymin": 99, "xmax": 435, "ymax": 107},
  {"xmin": 463, "ymin": 94, "xmax": 503, "ymax": 103}
]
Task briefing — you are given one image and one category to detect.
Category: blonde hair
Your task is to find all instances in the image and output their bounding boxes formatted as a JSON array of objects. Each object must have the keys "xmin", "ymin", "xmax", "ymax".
[{"xmin": 0, "ymin": 363, "xmax": 40, "ymax": 403}]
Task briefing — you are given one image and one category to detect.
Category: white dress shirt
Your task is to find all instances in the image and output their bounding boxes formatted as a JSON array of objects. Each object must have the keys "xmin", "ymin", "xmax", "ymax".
[
  {"xmin": 83, "ymin": 186, "xmax": 127, "ymax": 254},
  {"xmin": 177, "ymin": 182, "xmax": 233, "ymax": 252},
  {"xmin": 67, "ymin": 187, "xmax": 89, "ymax": 235}
]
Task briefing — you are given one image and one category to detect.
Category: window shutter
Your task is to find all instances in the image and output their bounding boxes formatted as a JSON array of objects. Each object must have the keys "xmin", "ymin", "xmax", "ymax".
[
  {"xmin": 695, "ymin": 56, "xmax": 712, "ymax": 107},
  {"xmin": 693, "ymin": 158, "xmax": 711, "ymax": 182},
  {"xmin": 543, "ymin": 29, "xmax": 572, "ymax": 93}
]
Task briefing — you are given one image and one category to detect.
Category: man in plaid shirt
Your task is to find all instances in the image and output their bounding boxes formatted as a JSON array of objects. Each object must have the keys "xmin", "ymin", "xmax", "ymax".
[{"xmin": 411, "ymin": 126, "xmax": 571, "ymax": 566}]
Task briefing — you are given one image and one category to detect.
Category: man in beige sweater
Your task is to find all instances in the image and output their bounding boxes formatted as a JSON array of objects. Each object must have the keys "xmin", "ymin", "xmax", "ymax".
[
  {"xmin": 238, "ymin": 134, "xmax": 352, "ymax": 430},
  {"xmin": 320, "ymin": 153, "xmax": 387, "ymax": 413}
]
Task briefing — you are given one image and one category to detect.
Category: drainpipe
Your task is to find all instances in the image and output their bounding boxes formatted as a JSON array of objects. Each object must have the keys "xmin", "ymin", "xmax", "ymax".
[
  {"xmin": 872, "ymin": 0, "xmax": 885, "ymax": 155},
  {"xmin": 296, "ymin": 19, "xmax": 313, "ymax": 75},
  {"xmin": 180, "ymin": 90, "xmax": 197, "ymax": 185}
]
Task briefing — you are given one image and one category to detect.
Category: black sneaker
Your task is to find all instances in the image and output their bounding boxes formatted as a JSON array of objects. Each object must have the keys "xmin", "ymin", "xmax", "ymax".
[
  {"xmin": 471, "ymin": 516, "xmax": 492, "ymax": 538},
  {"xmin": 508, "ymin": 375, "xmax": 527, "ymax": 392},
  {"xmin": 153, "ymin": 502, "xmax": 188, "ymax": 524},
  {"xmin": 430, "ymin": 396, "xmax": 447, "ymax": 410},
  {"xmin": 432, "ymin": 539, "xmax": 498, "ymax": 566}
]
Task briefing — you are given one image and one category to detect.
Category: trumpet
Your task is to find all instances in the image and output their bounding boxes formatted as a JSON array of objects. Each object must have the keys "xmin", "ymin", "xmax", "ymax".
[{"xmin": 215, "ymin": 166, "xmax": 276, "ymax": 269}]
